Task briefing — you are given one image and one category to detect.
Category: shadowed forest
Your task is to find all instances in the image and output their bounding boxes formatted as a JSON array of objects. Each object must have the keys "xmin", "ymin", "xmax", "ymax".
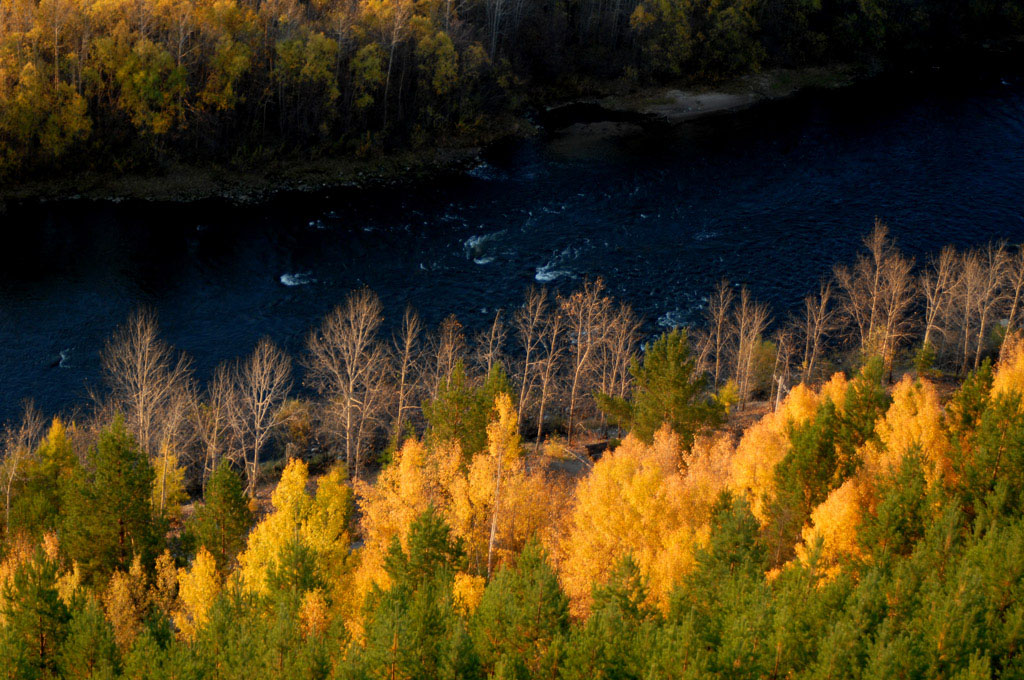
[
  {"xmin": 3, "ymin": 224, "xmax": 1024, "ymax": 677},
  {"xmin": 1, "ymin": 0, "xmax": 1022, "ymax": 181}
]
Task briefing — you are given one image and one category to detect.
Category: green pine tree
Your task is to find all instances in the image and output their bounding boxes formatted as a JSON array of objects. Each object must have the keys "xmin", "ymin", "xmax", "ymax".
[
  {"xmin": 58, "ymin": 597, "xmax": 120, "ymax": 680},
  {"xmin": 355, "ymin": 508, "xmax": 477, "ymax": 680},
  {"xmin": 0, "ymin": 549, "xmax": 71, "ymax": 680},
  {"xmin": 60, "ymin": 416, "xmax": 160, "ymax": 582},
  {"xmin": 471, "ymin": 537, "xmax": 569, "ymax": 678},
  {"xmin": 189, "ymin": 462, "xmax": 253, "ymax": 572},
  {"xmin": 597, "ymin": 329, "xmax": 724, "ymax": 448},
  {"xmin": 423, "ymin": 362, "xmax": 514, "ymax": 458}
]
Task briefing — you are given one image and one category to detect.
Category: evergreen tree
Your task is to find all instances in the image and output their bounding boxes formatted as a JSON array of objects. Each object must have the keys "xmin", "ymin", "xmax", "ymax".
[
  {"xmin": 472, "ymin": 537, "xmax": 569, "ymax": 678},
  {"xmin": 58, "ymin": 597, "xmax": 120, "ymax": 680},
  {"xmin": 190, "ymin": 462, "xmax": 253, "ymax": 572},
  {"xmin": 60, "ymin": 416, "xmax": 160, "ymax": 581},
  {"xmin": 0, "ymin": 549, "xmax": 71, "ymax": 679},
  {"xmin": 597, "ymin": 329, "xmax": 725, "ymax": 448},
  {"xmin": 354, "ymin": 507, "xmax": 477, "ymax": 680},
  {"xmin": 8, "ymin": 418, "xmax": 78, "ymax": 541},
  {"xmin": 560, "ymin": 555, "xmax": 657, "ymax": 680},
  {"xmin": 423, "ymin": 362, "xmax": 514, "ymax": 457}
]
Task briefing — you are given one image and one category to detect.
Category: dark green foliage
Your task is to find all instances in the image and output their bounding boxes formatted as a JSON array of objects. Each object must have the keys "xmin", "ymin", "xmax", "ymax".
[
  {"xmin": 914, "ymin": 341, "xmax": 938, "ymax": 377},
  {"xmin": 858, "ymin": 449, "xmax": 931, "ymax": 561},
  {"xmin": 764, "ymin": 400, "xmax": 844, "ymax": 564},
  {"xmin": 472, "ymin": 538, "xmax": 569, "ymax": 678},
  {"xmin": 59, "ymin": 416, "xmax": 160, "ymax": 581},
  {"xmin": 662, "ymin": 493, "xmax": 772, "ymax": 679},
  {"xmin": 266, "ymin": 540, "xmax": 325, "ymax": 597},
  {"xmin": 7, "ymin": 421, "xmax": 79, "ymax": 542},
  {"xmin": 0, "ymin": 550, "xmax": 70, "ymax": 680},
  {"xmin": 961, "ymin": 393, "xmax": 1024, "ymax": 514},
  {"xmin": 189, "ymin": 463, "xmax": 252, "ymax": 572},
  {"xmin": 837, "ymin": 357, "xmax": 891, "ymax": 458},
  {"xmin": 58, "ymin": 597, "xmax": 121, "ymax": 679},
  {"xmin": 560, "ymin": 555, "xmax": 657, "ymax": 680},
  {"xmin": 423, "ymin": 362, "xmax": 514, "ymax": 457},
  {"xmin": 597, "ymin": 329, "xmax": 725, "ymax": 448},
  {"xmin": 352, "ymin": 508, "xmax": 477, "ymax": 680}
]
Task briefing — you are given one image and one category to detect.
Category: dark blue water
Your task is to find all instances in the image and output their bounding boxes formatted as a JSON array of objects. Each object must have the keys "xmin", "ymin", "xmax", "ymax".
[{"xmin": 2, "ymin": 69, "xmax": 1024, "ymax": 422}]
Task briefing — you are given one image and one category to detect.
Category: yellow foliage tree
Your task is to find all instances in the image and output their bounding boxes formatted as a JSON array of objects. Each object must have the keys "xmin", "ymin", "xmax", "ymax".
[
  {"xmin": 796, "ymin": 477, "xmax": 868, "ymax": 576},
  {"xmin": 993, "ymin": 333, "xmax": 1024, "ymax": 402},
  {"xmin": 102, "ymin": 555, "xmax": 148, "ymax": 650},
  {"xmin": 353, "ymin": 439, "xmax": 440, "ymax": 597},
  {"xmin": 442, "ymin": 394, "xmax": 569, "ymax": 577},
  {"xmin": 452, "ymin": 572, "xmax": 486, "ymax": 616},
  {"xmin": 729, "ymin": 382, "xmax": 822, "ymax": 523},
  {"xmin": 152, "ymin": 442, "xmax": 188, "ymax": 521},
  {"xmin": 299, "ymin": 588, "xmax": 331, "ymax": 638},
  {"xmin": 560, "ymin": 426, "xmax": 719, "ymax": 615},
  {"xmin": 150, "ymin": 549, "xmax": 178, "ymax": 617},
  {"xmin": 866, "ymin": 376, "xmax": 951, "ymax": 486},
  {"xmin": 174, "ymin": 547, "xmax": 222, "ymax": 643},
  {"xmin": 236, "ymin": 458, "xmax": 353, "ymax": 600},
  {"xmin": 798, "ymin": 376, "xmax": 947, "ymax": 575}
]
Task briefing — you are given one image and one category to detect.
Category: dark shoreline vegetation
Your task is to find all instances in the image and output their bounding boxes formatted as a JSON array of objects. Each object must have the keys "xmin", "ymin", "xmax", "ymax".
[
  {"xmin": 1, "ymin": 0, "xmax": 1023, "ymax": 202},
  {"xmin": 5, "ymin": 224, "xmax": 1024, "ymax": 677}
]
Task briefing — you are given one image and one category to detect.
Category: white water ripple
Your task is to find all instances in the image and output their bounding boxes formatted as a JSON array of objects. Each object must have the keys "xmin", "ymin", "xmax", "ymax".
[{"xmin": 280, "ymin": 271, "xmax": 316, "ymax": 286}]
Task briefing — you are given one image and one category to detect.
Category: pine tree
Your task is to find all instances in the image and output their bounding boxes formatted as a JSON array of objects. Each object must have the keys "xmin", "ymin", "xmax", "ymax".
[
  {"xmin": 190, "ymin": 462, "xmax": 253, "ymax": 572},
  {"xmin": 423, "ymin": 361, "xmax": 514, "ymax": 457},
  {"xmin": 597, "ymin": 329, "xmax": 724, "ymax": 448},
  {"xmin": 471, "ymin": 538, "xmax": 568, "ymax": 678},
  {"xmin": 355, "ymin": 508, "xmax": 477, "ymax": 680},
  {"xmin": 8, "ymin": 418, "xmax": 78, "ymax": 541},
  {"xmin": 560, "ymin": 555, "xmax": 657, "ymax": 680},
  {"xmin": 58, "ymin": 597, "xmax": 120, "ymax": 680},
  {"xmin": 60, "ymin": 416, "xmax": 160, "ymax": 581},
  {"xmin": 0, "ymin": 549, "xmax": 70, "ymax": 679}
]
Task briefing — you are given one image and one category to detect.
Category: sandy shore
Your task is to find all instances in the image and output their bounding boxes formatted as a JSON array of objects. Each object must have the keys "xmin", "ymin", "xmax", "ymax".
[{"xmin": 548, "ymin": 66, "xmax": 862, "ymax": 136}]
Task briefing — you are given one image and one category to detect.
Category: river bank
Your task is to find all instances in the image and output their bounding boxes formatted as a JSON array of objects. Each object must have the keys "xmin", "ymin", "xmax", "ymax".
[{"xmin": 0, "ymin": 65, "xmax": 866, "ymax": 209}]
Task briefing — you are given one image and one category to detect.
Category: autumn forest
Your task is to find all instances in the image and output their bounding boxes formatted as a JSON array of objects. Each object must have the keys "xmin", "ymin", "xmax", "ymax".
[
  {"xmin": 0, "ymin": 222, "xmax": 1024, "ymax": 678},
  {"xmin": 0, "ymin": 0, "xmax": 1022, "ymax": 182}
]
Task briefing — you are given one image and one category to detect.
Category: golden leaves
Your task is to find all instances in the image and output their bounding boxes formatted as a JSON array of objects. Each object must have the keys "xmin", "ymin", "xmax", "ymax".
[
  {"xmin": 560, "ymin": 425, "xmax": 724, "ymax": 616},
  {"xmin": 174, "ymin": 548, "xmax": 222, "ymax": 643}
]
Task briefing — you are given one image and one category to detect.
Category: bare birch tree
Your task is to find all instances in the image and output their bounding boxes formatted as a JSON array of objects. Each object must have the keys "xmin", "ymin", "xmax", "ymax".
[
  {"xmin": 390, "ymin": 305, "xmax": 423, "ymax": 442},
  {"xmin": 513, "ymin": 287, "xmax": 548, "ymax": 433},
  {"xmin": 559, "ymin": 279, "xmax": 611, "ymax": 444},
  {"xmin": 920, "ymin": 245, "xmax": 958, "ymax": 353},
  {"xmin": 834, "ymin": 221, "xmax": 916, "ymax": 375},
  {"xmin": 732, "ymin": 286, "xmax": 771, "ymax": 404},
  {"xmin": 232, "ymin": 337, "xmax": 291, "ymax": 497},
  {"xmin": 1003, "ymin": 245, "xmax": 1024, "ymax": 351},
  {"xmin": 427, "ymin": 314, "xmax": 467, "ymax": 398},
  {"xmin": 195, "ymin": 362, "xmax": 238, "ymax": 487},
  {"xmin": 305, "ymin": 288, "xmax": 387, "ymax": 478},
  {"xmin": 474, "ymin": 309, "xmax": 508, "ymax": 376},
  {"xmin": 101, "ymin": 308, "xmax": 194, "ymax": 458},
  {"xmin": 533, "ymin": 304, "xmax": 565, "ymax": 452},
  {"xmin": 797, "ymin": 279, "xmax": 837, "ymax": 383},
  {"xmin": 705, "ymin": 279, "xmax": 735, "ymax": 387},
  {"xmin": 971, "ymin": 242, "xmax": 1008, "ymax": 369}
]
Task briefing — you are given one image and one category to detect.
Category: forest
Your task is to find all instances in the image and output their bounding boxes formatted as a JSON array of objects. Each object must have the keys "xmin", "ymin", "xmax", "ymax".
[
  {"xmin": 2, "ymin": 223, "xmax": 1024, "ymax": 677},
  {"xmin": 0, "ymin": 0, "xmax": 1022, "ymax": 182}
]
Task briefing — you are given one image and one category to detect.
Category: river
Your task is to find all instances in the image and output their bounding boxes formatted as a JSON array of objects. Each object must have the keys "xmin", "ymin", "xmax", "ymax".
[{"xmin": 2, "ymin": 67, "xmax": 1023, "ymax": 422}]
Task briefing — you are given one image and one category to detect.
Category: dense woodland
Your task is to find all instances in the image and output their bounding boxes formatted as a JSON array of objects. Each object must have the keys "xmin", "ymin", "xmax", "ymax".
[
  {"xmin": 2, "ymin": 224, "xmax": 1024, "ymax": 677},
  {"xmin": 0, "ymin": 0, "xmax": 1022, "ymax": 180}
]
